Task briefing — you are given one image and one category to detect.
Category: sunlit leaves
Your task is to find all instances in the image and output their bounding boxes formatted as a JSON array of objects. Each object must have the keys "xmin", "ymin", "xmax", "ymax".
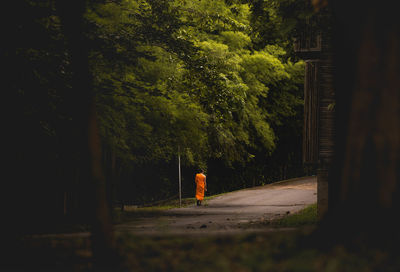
[
  {"xmin": 219, "ymin": 31, "xmax": 251, "ymax": 50},
  {"xmin": 91, "ymin": 0, "xmax": 305, "ymax": 174}
]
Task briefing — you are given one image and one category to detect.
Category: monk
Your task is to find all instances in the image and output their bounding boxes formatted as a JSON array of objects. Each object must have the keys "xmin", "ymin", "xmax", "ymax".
[{"xmin": 195, "ymin": 169, "xmax": 207, "ymax": 206}]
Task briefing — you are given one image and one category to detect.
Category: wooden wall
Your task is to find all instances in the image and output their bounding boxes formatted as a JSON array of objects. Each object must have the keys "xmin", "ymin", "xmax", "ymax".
[
  {"xmin": 303, "ymin": 60, "xmax": 319, "ymax": 165},
  {"xmin": 296, "ymin": 14, "xmax": 335, "ymax": 218}
]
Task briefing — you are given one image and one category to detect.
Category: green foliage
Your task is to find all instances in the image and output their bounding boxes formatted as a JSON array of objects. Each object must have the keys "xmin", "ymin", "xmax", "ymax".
[{"xmin": 7, "ymin": 0, "xmax": 308, "ymax": 206}]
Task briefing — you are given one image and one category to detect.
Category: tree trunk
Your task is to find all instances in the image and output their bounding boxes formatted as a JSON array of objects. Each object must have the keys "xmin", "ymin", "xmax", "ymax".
[
  {"xmin": 322, "ymin": 1, "xmax": 400, "ymax": 242},
  {"xmin": 109, "ymin": 148, "xmax": 117, "ymax": 212},
  {"xmin": 56, "ymin": 0, "xmax": 119, "ymax": 269}
]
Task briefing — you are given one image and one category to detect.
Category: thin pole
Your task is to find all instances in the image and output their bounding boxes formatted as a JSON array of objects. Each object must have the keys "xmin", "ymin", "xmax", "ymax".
[{"xmin": 178, "ymin": 146, "xmax": 182, "ymax": 207}]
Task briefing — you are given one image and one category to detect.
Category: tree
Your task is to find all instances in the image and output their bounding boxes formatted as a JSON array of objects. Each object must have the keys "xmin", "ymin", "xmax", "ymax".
[
  {"xmin": 1, "ymin": 0, "xmax": 307, "ymax": 233},
  {"xmin": 56, "ymin": 0, "xmax": 121, "ymax": 269},
  {"xmin": 86, "ymin": 0, "xmax": 306, "ymax": 200},
  {"xmin": 316, "ymin": 0, "xmax": 400, "ymax": 247}
]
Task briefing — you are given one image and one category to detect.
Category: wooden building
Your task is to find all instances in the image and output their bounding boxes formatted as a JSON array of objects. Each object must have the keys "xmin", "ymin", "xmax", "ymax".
[{"xmin": 294, "ymin": 12, "xmax": 335, "ymax": 217}]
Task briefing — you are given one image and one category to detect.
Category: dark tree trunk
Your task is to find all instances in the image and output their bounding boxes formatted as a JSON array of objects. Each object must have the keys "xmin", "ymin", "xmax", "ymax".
[
  {"xmin": 321, "ymin": 1, "xmax": 400, "ymax": 244},
  {"xmin": 56, "ymin": 0, "xmax": 119, "ymax": 269},
  {"xmin": 109, "ymin": 148, "xmax": 117, "ymax": 211}
]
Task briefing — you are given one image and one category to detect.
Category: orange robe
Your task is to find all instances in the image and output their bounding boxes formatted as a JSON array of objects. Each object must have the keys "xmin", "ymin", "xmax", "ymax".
[{"xmin": 195, "ymin": 173, "xmax": 206, "ymax": 201}]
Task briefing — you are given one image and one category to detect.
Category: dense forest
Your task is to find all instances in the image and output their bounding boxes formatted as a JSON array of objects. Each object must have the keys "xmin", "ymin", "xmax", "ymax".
[
  {"xmin": 3, "ymin": 0, "xmax": 400, "ymax": 270},
  {"xmin": 4, "ymin": 0, "xmax": 315, "ymax": 224}
]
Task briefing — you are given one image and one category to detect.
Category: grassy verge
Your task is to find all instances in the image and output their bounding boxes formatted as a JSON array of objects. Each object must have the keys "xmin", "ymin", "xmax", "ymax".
[
  {"xmin": 9, "ymin": 203, "xmax": 400, "ymax": 271},
  {"xmin": 114, "ymin": 228, "xmax": 400, "ymax": 272},
  {"xmin": 112, "ymin": 196, "xmax": 217, "ymax": 225},
  {"xmin": 242, "ymin": 203, "xmax": 318, "ymax": 231},
  {"xmin": 273, "ymin": 203, "xmax": 318, "ymax": 227},
  {"xmin": 111, "ymin": 197, "xmax": 194, "ymax": 224},
  {"xmin": 13, "ymin": 227, "xmax": 400, "ymax": 272}
]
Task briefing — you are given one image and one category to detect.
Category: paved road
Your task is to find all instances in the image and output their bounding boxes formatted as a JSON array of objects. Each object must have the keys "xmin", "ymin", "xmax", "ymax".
[{"xmin": 115, "ymin": 176, "xmax": 317, "ymax": 235}]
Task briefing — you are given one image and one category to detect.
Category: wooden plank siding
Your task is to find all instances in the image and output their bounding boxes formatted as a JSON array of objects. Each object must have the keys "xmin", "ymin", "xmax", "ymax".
[
  {"xmin": 318, "ymin": 56, "xmax": 335, "ymax": 166},
  {"xmin": 295, "ymin": 15, "xmax": 335, "ymax": 217},
  {"xmin": 303, "ymin": 60, "xmax": 320, "ymax": 164},
  {"xmin": 317, "ymin": 46, "xmax": 334, "ymax": 217}
]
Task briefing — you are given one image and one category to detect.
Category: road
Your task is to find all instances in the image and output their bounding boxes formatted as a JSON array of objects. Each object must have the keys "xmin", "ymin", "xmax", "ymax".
[{"xmin": 115, "ymin": 176, "xmax": 317, "ymax": 235}]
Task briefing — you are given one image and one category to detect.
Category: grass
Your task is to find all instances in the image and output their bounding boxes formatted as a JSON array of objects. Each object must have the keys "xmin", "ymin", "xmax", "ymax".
[
  {"xmin": 273, "ymin": 203, "xmax": 318, "ymax": 227},
  {"xmin": 233, "ymin": 203, "xmax": 318, "ymax": 231},
  {"xmin": 12, "ymin": 225, "xmax": 400, "ymax": 272},
  {"xmin": 114, "ymin": 228, "xmax": 400, "ymax": 272},
  {"xmin": 116, "ymin": 230, "xmax": 318, "ymax": 272},
  {"xmin": 8, "ymin": 203, "xmax": 400, "ymax": 271},
  {"xmin": 112, "ymin": 195, "xmax": 217, "ymax": 225}
]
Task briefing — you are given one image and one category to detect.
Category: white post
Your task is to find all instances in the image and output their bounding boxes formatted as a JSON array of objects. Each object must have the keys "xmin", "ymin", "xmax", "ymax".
[{"xmin": 178, "ymin": 146, "xmax": 182, "ymax": 207}]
